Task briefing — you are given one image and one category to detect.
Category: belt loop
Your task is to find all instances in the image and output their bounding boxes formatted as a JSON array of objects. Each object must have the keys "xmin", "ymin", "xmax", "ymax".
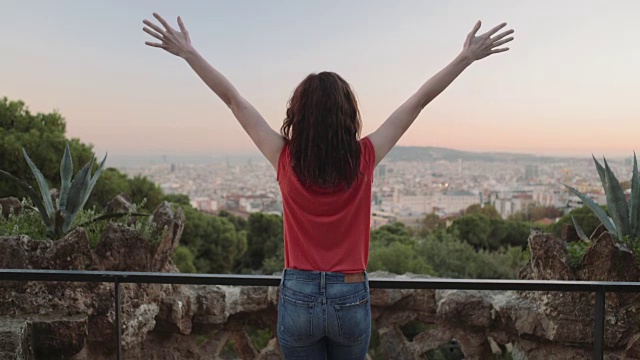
[{"xmin": 320, "ymin": 272, "xmax": 326, "ymax": 294}]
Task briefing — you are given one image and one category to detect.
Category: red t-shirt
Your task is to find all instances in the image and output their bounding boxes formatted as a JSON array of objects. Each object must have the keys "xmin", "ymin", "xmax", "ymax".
[{"xmin": 277, "ymin": 137, "xmax": 376, "ymax": 273}]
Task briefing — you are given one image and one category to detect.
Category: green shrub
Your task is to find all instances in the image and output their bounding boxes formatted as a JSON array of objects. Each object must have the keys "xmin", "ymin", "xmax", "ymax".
[
  {"xmin": 1, "ymin": 197, "xmax": 167, "ymax": 249},
  {"xmin": 368, "ymin": 241, "xmax": 434, "ymax": 275},
  {"xmin": 416, "ymin": 231, "xmax": 527, "ymax": 279},
  {"xmin": 173, "ymin": 246, "xmax": 197, "ymax": 273},
  {"xmin": 0, "ymin": 198, "xmax": 48, "ymax": 238},
  {"xmin": 566, "ymin": 241, "xmax": 589, "ymax": 269},
  {"xmin": 0, "ymin": 142, "xmax": 107, "ymax": 239}
]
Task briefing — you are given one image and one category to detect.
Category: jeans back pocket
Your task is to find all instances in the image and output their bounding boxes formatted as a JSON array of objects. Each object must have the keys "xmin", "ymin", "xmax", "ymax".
[
  {"xmin": 278, "ymin": 292, "xmax": 315, "ymax": 343},
  {"xmin": 333, "ymin": 291, "xmax": 370, "ymax": 344}
]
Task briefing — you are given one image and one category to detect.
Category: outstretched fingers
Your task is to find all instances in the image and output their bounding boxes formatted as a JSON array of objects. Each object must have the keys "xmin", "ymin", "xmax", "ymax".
[
  {"xmin": 143, "ymin": 26, "xmax": 164, "ymax": 42},
  {"xmin": 492, "ymin": 36, "xmax": 514, "ymax": 48},
  {"xmin": 153, "ymin": 13, "xmax": 173, "ymax": 32},
  {"xmin": 491, "ymin": 29, "xmax": 515, "ymax": 42},
  {"xmin": 145, "ymin": 41, "xmax": 166, "ymax": 49},
  {"xmin": 469, "ymin": 20, "xmax": 482, "ymax": 38},
  {"xmin": 143, "ymin": 13, "xmax": 192, "ymax": 57},
  {"xmin": 177, "ymin": 16, "xmax": 188, "ymax": 34},
  {"xmin": 143, "ymin": 19, "xmax": 165, "ymax": 36},
  {"xmin": 484, "ymin": 22, "xmax": 507, "ymax": 37},
  {"xmin": 490, "ymin": 47, "xmax": 510, "ymax": 54}
]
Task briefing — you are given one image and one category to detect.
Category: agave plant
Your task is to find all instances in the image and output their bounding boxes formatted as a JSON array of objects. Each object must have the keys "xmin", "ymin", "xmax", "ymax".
[
  {"xmin": 564, "ymin": 153, "xmax": 640, "ymax": 243},
  {"xmin": 1, "ymin": 143, "xmax": 120, "ymax": 239}
]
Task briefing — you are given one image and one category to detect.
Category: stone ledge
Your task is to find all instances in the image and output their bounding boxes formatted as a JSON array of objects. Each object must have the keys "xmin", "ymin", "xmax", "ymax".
[{"xmin": 0, "ymin": 319, "xmax": 33, "ymax": 360}]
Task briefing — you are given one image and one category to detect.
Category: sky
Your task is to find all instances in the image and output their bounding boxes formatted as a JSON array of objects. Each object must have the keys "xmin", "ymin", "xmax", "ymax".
[{"xmin": 2, "ymin": 0, "xmax": 639, "ymax": 160}]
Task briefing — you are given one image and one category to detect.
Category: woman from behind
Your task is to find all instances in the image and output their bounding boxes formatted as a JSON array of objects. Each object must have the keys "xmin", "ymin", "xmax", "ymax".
[{"xmin": 142, "ymin": 13, "xmax": 513, "ymax": 359}]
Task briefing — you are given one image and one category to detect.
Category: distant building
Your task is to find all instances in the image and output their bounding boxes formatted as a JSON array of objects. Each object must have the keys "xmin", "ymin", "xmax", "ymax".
[
  {"xmin": 224, "ymin": 194, "xmax": 280, "ymax": 213},
  {"xmin": 565, "ymin": 193, "xmax": 606, "ymax": 212},
  {"xmin": 440, "ymin": 190, "xmax": 478, "ymax": 214},
  {"xmin": 190, "ymin": 197, "xmax": 218, "ymax": 212},
  {"xmin": 375, "ymin": 164, "xmax": 387, "ymax": 178},
  {"xmin": 395, "ymin": 211, "xmax": 425, "ymax": 229},
  {"xmin": 533, "ymin": 189, "xmax": 563, "ymax": 207},
  {"xmin": 396, "ymin": 194, "xmax": 433, "ymax": 214},
  {"xmin": 490, "ymin": 191, "xmax": 535, "ymax": 218},
  {"xmin": 160, "ymin": 182, "xmax": 182, "ymax": 194},
  {"xmin": 372, "ymin": 192, "xmax": 383, "ymax": 206},
  {"xmin": 525, "ymin": 165, "xmax": 539, "ymax": 180},
  {"xmin": 371, "ymin": 209, "xmax": 394, "ymax": 229},
  {"xmin": 395, "ymin": 190, "xmax": 479, "ymax": 216},
  {"xmin": 370, "ymin": 209, "xmax": 424, "ymax": 230}
]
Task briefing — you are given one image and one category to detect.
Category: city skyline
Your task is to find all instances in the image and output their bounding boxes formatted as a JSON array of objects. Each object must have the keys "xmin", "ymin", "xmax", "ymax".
[{"xmin": 2, "ymin": 0, "xmax": 640, "ymax": 158}]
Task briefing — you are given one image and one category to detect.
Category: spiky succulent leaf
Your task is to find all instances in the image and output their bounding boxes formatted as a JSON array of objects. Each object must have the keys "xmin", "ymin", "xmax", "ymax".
[
  {"xmin": 603, "ymin": 158, "xmax": 631, "ymax": 240},
  {"xmin": 0, "ymin": 170, "xmax": 52, "ymax": 229},
  {"xmin": 62, "ymin": 158, "xmax": 94, "ymax": 233},
  {"xmin": 77, "ymin": 153, "xmax": 107, "ymax": 217},
  {"xmin": 59, "ymin": 143, "xmax": 73, "ymax": 211},
  {"xmin": 21, "ymin": 148, "xmax": 54, "ymax": 221},
  {"xmin": 62, "ymin": 154, "xmax": 107, "ymax": 233},
  {"xmin": 593, "ymin": 155, "xmax": 607, "ymax": 189},
  {"xmin": 631, "ymin": 152, "xmax": 640, "ymax": 237},
  {"xmin": 564, "ymin": 184, "xmax": 616, "ymax": 235},
  {"xmin": 571, "ymin": 215, "xmax": 590, "ymax": 242}
]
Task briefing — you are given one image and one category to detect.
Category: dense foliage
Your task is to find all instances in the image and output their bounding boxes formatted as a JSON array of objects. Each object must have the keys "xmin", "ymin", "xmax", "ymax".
[
  {"xmin": 0, "ymin": 97, "xmax": 164, "ymax": 214},
  {"xmin": 549, "ymin": 205, "xmax": 604, "ymax": 239},
  {"xmin": 0, "ymin": 98, "xmax": 95, "ymax": 200},
  {"xmin": 368, "ymin": 221, "xmax": 527, "ymax": 279},
  {"xmin": 447, "ymin": 206, "xmax": 531, "ymax": 251}
]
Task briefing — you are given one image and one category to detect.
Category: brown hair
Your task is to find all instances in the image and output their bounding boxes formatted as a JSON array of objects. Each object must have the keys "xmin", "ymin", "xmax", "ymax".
[{"xmin": 281, "ymin": 72, "xmax": 362, "ymax": 189}]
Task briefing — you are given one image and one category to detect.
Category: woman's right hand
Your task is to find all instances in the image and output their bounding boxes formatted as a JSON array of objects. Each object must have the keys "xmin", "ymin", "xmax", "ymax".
[
  {"xmin": 143, "ymin": 13, "xmax": 193, "ymax": 58},
  {"xmin": 461, "ymin": 21, "xmax": 514, "ymax": 62}
]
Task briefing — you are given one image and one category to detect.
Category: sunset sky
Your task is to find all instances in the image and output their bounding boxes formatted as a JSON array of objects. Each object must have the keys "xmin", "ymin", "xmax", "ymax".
[{"xmin": 2, "ymin": 0, "xmax": 639, "ymax": 160}]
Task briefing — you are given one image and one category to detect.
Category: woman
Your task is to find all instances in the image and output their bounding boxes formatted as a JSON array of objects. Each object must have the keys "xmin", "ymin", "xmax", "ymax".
[{"xmin": 143, "ymin": 13, "xmax": 513, "ymax": 359}]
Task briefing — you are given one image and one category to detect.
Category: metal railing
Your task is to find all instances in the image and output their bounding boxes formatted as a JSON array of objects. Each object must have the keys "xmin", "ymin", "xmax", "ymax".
[{"xmin": 2, "ymin": 269, "xmax": 638, "ymax": 360}]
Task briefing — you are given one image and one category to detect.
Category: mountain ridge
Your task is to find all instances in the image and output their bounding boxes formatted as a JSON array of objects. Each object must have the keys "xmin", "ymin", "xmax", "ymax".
[
  {"xmin": 386, "ymin": 145, "xmax": 588, "ymax": 163},
  {"xmin": 109, "ymin": 145, "xmax": 595, "ymax": 166}
]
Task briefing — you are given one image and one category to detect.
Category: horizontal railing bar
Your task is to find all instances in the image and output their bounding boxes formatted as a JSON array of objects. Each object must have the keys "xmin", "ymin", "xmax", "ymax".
[
  {"xmin": 2, "ymin": 269, "xmax": 640, "ymax": 292},
  {"xmin": 0, "ymin": 269, "xmax": 281, "ymax": 286}
]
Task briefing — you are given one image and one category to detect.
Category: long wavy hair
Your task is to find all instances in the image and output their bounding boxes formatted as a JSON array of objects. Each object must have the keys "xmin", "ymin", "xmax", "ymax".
[{"xmin": 281, "ymin": 72, "xmax": 362, "ymax": 189}]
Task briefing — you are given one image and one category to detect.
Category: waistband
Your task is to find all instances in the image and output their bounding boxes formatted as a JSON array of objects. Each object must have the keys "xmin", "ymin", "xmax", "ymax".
[{"xmin": 282, "ymin": 268, "xmax": 368, "ymax": 283}]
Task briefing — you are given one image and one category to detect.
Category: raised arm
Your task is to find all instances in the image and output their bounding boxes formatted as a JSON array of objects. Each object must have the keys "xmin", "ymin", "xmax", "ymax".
[
  {"xmin": 143, "ymin": 13, "xmax": 284, "ymax": 170},
  {"xmin": 367, "ymin": 21, "xmax": 514, "ymax": 166}
]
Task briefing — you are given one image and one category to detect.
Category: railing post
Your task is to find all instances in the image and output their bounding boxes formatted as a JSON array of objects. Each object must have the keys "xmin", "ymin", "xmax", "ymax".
[
  {"xmin": 593, "ymin": 289, "xmax": 605, "ymax": 360},
  {"xmin": 115, "ymin": 277, "xmax": 122, "ymax": 360}
]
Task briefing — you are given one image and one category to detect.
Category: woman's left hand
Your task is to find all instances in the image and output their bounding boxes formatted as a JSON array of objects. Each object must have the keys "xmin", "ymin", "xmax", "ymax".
[
  {"xmin": 143, "ymin": 13, "xmax": 193, "ymax": 58},
  {"xmin": 461, "ymin": 21, "xmax": 514, "ymax": 62}
]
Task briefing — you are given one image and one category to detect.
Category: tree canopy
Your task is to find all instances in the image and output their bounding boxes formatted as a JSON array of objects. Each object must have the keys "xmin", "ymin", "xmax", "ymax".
[
  {"xmin": 0, "ymin": 97, "xmax": 167, "ymax": 213},
  {"xmin": 0, "ymin": 98, "xmax": 95, "ymax": 199}
]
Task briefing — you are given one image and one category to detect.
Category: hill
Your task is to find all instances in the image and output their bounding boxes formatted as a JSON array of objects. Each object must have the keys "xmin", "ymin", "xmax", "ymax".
[{"xmin": 386, "ymin": 146, "xmax": 584, "ymax": 163}]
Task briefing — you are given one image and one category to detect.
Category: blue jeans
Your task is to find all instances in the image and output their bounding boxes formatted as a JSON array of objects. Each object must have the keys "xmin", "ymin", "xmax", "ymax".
[{"xmin": 277, "ymin": 268, "xmax": 371, "ymax": 360}]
